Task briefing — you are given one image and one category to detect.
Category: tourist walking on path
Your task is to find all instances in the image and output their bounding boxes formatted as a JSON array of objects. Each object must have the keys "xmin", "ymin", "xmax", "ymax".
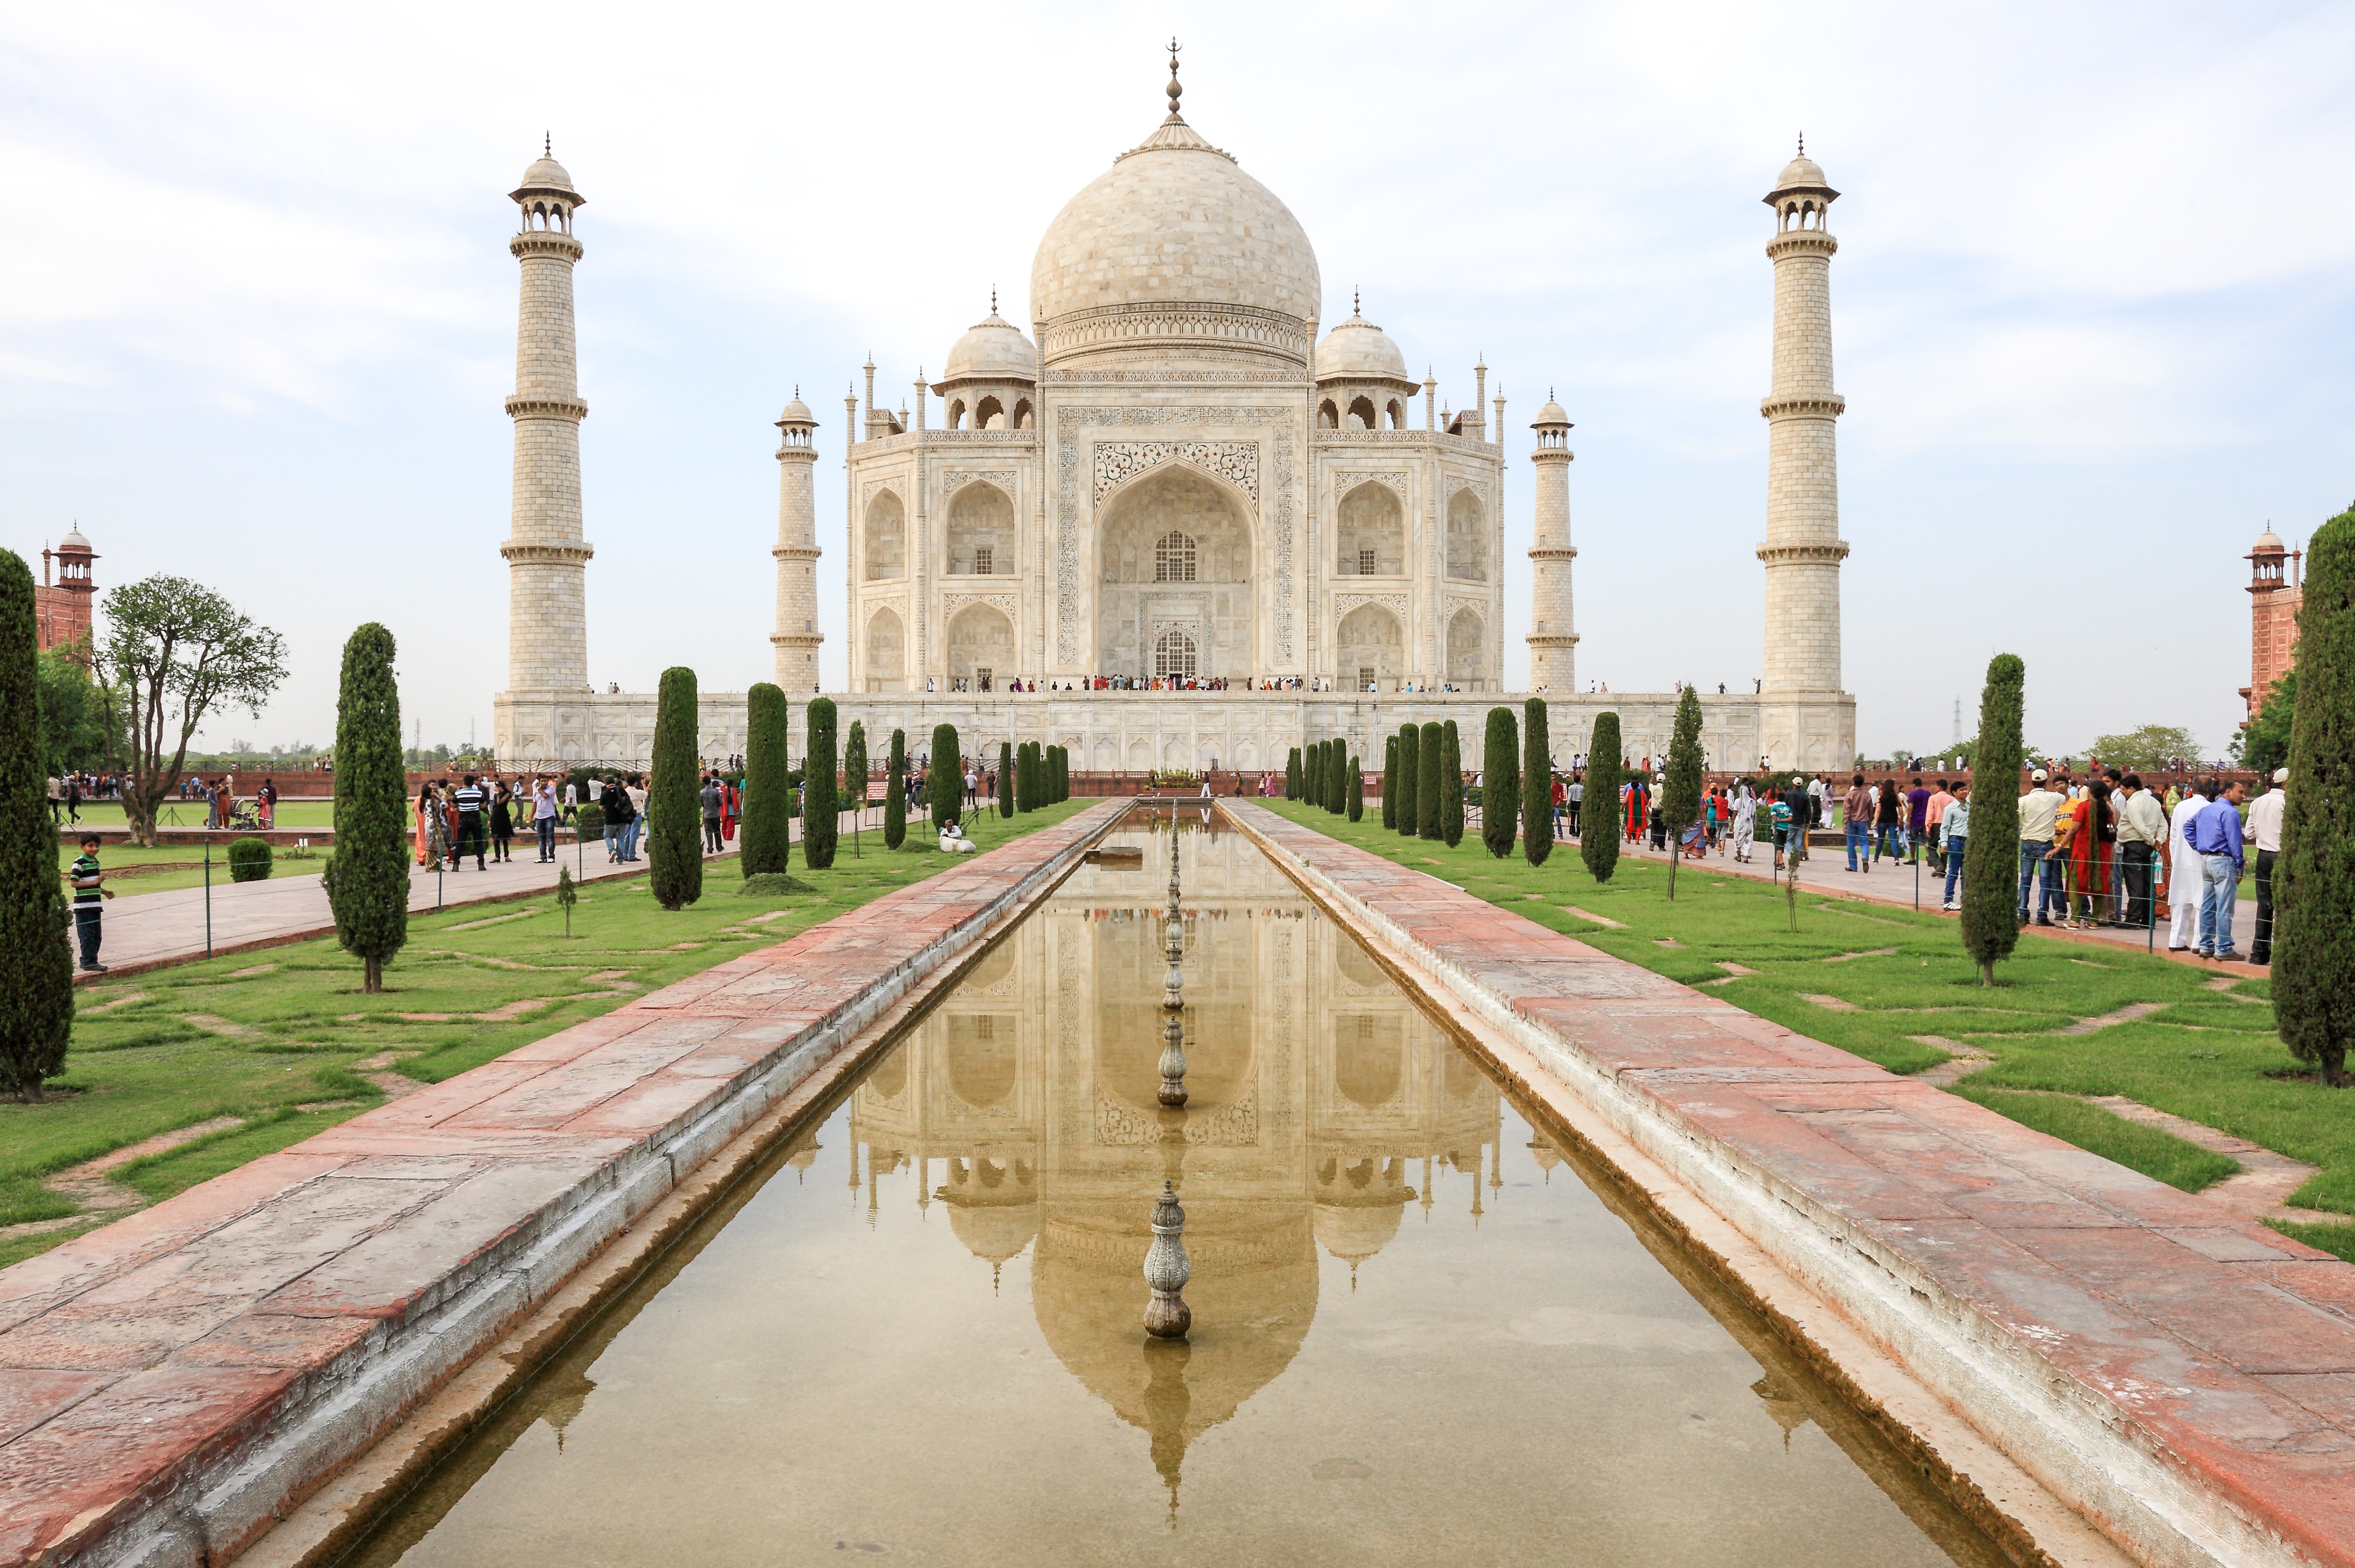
[
  {"xmin": 2248, "ymin": 767, "xmax": 2287, "ymax": 965},
  {"xmin": 2189, "ymin": 778, "xmax": 2248, "ymax": 960},
  {"xmin": 722, "ymin": 775, "xmax": 739, "ymax": 843},
  {"xmin": 2115, "ymin": 774, "xmax": 2165, "ymax": 930},
  {"xmin": 1940, "ymin": 783, "xmax": 1971, "ymax": 909},
  {"xmin": 1874, "ymin": 777, "xmax": 1904, "ymax": 864},
  {"xmin": 1926, "ymin": 779, "xmax": 1956, "ymax": 875},
  {"xmin": 1906, "ymin": 777, "xmax": 1931, "ymax": 864},
  {"xmin": 702, "ymin": 772, "xmax": 725, "ymax": 853},
  {"xmin": 2018, "ymin": 768, "xmax": 2064, "ymax": 926},
  {"xmin": 2057, "ymin": 779, "xmax": 2114, "ymax": 929},
  {"xmin": 412, "ymin": 782, "xmax": 436, "ymax": 868},
  {"xmin": 625, "ymin": 776, "xmax": 648, "ymax": 861},
  {"xmin": 488, "ymin": 783, "xmax": 515, "ymax": 864},
  {"xmin": 533, "ymin": 777, "xmax": 559, "ymax": 862},
  {"xmin": 1843, "ymin": 773, "xmax": 1872, "ymax": 871},
  {"xmin": 63, "ymin": 831, "xmax": 113, "ymax": 973},
  {"xmin": 452, "ymin": 774, "xmax": 487, "ymax": 871},
  {"xmin": 2167, "ymin": 782, "xmax": 2209, "ymax": 951},
  {"xmin": 1731, "ymin": 782, "xmax": 1757, "ymax": 863},
  {"xmin": 1566, "ymin": 772, "xmax": 1582, "ymax": 839},
  {"xmin": 46, "ymin": 774, "xmax": 62, "ymax": 825}
]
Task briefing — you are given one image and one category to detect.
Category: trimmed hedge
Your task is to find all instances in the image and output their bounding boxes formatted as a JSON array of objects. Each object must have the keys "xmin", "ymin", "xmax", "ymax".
[{"xmin": 227, "ymin": 837, "xmax": 273, "ymax": 882}]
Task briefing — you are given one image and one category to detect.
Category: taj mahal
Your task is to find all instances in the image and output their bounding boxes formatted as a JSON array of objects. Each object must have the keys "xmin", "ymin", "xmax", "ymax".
[{"xmin": 491, "ymin": 54, "xmax": 1856, "ymax": 775}]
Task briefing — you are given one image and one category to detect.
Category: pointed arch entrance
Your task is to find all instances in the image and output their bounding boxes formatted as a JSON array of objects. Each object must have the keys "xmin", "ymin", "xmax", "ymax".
[{"xmin": 1096, "ymin": 465, "xmax": 1254, "ymax": 680}]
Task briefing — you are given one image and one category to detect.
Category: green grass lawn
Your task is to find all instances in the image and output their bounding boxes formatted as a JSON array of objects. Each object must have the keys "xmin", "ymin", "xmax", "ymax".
[
  {"xmin": 52, "ymin": 800, "xmax": 338, "ymax": 831},
  {"xmin": 0, "ymin": 800, "xmax": 1092, "ymax": 1271},
  {"xmin": 1261, "ymin": 802, "xmax": 2353, "ymax": 1234},
  {"xmin": 58, "ymin": 842, "xmax": 335, "ymax": 897}
]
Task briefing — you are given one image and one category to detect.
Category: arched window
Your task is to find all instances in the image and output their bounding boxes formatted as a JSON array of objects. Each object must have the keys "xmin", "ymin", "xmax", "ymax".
[
  {"xmin": 1154, "ymin": 530, "xmax": 1197, "ymax": 583},
  {"xmin": 1154, "ymin": 628, "xmax": 1199, "ymax": 681},
  {"xmin": 1012, "ymin": 399, "xmax": 1033, "ymax": 429},
  {"xmin": 1347, "ymin": 395, "xmax": 1378, "ymax": 431},
  {"xmin": 1386, "ymin": 400, "xmax": 1405, "ymax": 430},
  {"xmin": 974, "ymin": 395, "xmax": 1004, "ymax": 431},
  {"xmin": 1318, "ymin": 399, "xmax": 1339, "ymax": 429},
  {"xmin": 946, "ymin": 400, "xmax": 967, "ymax": 431}
]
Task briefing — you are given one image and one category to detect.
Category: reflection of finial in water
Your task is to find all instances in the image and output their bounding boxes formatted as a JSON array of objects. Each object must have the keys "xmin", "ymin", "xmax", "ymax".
[
  {"xmin": 538, "ymin": 1361, "xmax": 597, "ymax": 1454},
  {"xmin": 1158, "ymin": 1010, "xmax": 1189, "ymax": 1107},
  {"xmin": 1141, "ymin": 1336, "xmax": 1192, "ymax": 1527},
  {"xmin": 1421, "ymin": 1154, "xmax": 1435, "ymax": 1220},
  {"xmin": 1750, "ymin": 1368, "xmax": 1811, "ymax": 1451},
  {"xmin": 1143, "ymin": 1181, "xmax": 1192, "ymax": 1338}
]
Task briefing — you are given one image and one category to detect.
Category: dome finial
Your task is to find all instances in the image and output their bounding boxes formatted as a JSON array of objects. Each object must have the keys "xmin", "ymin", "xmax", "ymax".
[
  {"xmin": 1797, "ymin": 131, "xmax": 1804, "ymax": 155},
  {"xmin": 990, "ymin": 286, "xmax": 998, "ymax": 316},
  {"xmin": 544, "ymin": 131, "xmax": 551, "ymax": 158},
  {"xmin": 1353, "ymin": 286, "xmax": 1360, "ymax": 317},
  {"xmin": 1165, "ymin": 36, "xmax": 1183, "ymax": 120}
]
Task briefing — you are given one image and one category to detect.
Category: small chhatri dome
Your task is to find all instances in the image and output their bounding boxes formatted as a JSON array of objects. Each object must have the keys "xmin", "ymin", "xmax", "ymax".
[
  {"xmin": 1315, "ymin": 301, "xmax": 1411, "ymax": 386},
  {"xmin": 2252, "ymin": 527, "xmax": 2287, "ymax": 553},
  {"xmin": 513, "ymin": 136, "xmax": 584, "ymax": 205},
  {"xmin": 778, "ymin": 386, "xmax": 815, "ymax": 426},
  {"xmin": 938, "ymin": 306, "xmax": 1039, "ymax": 388},
  {"xmin": 56, "ymin": 526, "xmax": 91, "ymax": 552},
  {"xmin": 1531, "ymin": 391, "xmax": 1570, "ymax": 429},
  {"xmin": 1766, "ymin": 136, "xmax": 1835, "ymax": 203}
]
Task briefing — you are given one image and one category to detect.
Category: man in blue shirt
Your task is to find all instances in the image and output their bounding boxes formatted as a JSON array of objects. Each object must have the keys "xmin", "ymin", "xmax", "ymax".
[{"xmin": 2188, "ymin": 778, "xmax": 2247, "ymax": 960}]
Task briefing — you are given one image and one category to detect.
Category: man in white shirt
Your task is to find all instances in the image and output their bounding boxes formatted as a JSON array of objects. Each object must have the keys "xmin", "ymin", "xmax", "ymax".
[
  {"xmin": 2166, "ymin": 783, "xmax": 2210, "ymax": 951},
  {"xmin": 2017, "ymin": 768, "xmax": 2065, "ymax": 926},
  {"xmin": 2113, "ymin": 774, "xmax": 2168, "ymax": 930},
  {"xmin": 2246, "ymin": 767, "xmax": 2287, "ymax": 965}
]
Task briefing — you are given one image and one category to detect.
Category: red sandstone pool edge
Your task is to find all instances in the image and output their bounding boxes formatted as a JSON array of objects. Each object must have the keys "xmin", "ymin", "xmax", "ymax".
[{"xmin": 1224, "ymin": 800, "xmax": 2350, "ymax": 1568}]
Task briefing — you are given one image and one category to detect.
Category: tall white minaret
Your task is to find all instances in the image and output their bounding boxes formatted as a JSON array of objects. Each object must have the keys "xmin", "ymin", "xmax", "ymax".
[
  {"xmin": 1757, "ymin": 139, "xmax": 1848, "ymax": 722},
  {"xmin": 771, "ymin": 392, "xmax": 822, "ymax": 690},
  {"xmin": 501, "ymin": 141, "xmax": 592, "ymax": 693},
  {"xmin": 1526, "ymin": 394, "xmax": 1577, "ymax": 692}
]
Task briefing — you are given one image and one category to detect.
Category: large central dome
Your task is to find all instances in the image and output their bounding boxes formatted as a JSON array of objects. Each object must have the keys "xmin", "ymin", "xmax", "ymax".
[{"xmin": 1029, "ymin": 82, "xmax": 1320, "ymax": 372}]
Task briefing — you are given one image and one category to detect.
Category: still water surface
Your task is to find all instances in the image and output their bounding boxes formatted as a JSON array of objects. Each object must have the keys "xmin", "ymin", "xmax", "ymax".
[{"xmin": 352, "ymin": 809, "xmax": 2002, "ymax": 1567}]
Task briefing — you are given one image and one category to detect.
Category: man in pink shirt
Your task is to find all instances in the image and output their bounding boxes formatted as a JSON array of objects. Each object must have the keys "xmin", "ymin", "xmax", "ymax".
[{"xmin": 1925, "ymin": 778, "xmax": 1957, "ymax": 876}]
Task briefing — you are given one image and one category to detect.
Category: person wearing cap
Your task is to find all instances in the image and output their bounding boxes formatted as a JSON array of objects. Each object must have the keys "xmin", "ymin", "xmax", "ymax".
[
  {"xmin": 2246, "ymin": 767, "xmax": 2288, "ymax": 965},
  {"xmin": 2017, "ymin": 767, "xmax": 2066, "ymax": 926}
]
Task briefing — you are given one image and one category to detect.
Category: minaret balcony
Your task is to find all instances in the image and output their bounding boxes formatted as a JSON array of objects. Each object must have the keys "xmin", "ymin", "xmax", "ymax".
[
  {"xmin": 1758, "ymin": 392, "xmax": 1845, "ymax": 419},
  {"xmin": 505, "ymin": 396, "xmax": 589, "ymax": 420}
]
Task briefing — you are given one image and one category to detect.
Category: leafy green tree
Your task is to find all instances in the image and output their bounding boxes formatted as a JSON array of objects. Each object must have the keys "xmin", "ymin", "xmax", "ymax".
[
  {"xmin": 884, "ymin": 728, "xmax": 907, "ymax": 849},
  {"xmin": 803, "ymin": 697, "xmax": 839, "ymax": 870},
  {"xmin": 741, "ymin": 684, "xmax": 791, "ymax": 876},
  {"xmin": 1382, "ymin": 737, "xmax": 1398, "ymax": 829},
  {"xmin": 1396, "ymin": 724, "xmax": 1419, "ymax": 836},
  {"xmin": 2237, "ymin": 671, "xmax": 2296, "ymax": 780},
  {"xmin": 101, "ymin": 574, "xmax": 288, "ymax": 845},
  {"xmin": 1482, "ymin": 706, "xmax": 1519, "ymax": 858},
  {"xmin": 1286, "ymin": 746, "xmax": 1302, "ymax": 801},
  {"xmin": 1662, "ymin": 686, "xmax": 1705, "ymax": 900},
  {"xmin": 35, "ymin": 644, "xmax": 117, "ymax": 775},
  {"xmin": 649, "ymin": 667, "xmax": 703, "ymax": 909},
  {"xmin": 1347, "ymin": 756, "xmax": 1363, "ymax": 821},
  {"xmin": 1582, "ymin": 712, "xmax": 1621, "ymax": 882},
  {"xmin": 322, "ymin": 622, "xmax": 406, "ymax": 992},
  {"xmin": 1961, "ymin": 654, "xmax": 2026, "ymax": 985},
  {"xmin": 2090, "ymin": 724, "xmax": 2204, "ymax": 774},
  {"xmin": 2277, "ymin": 509, "xmax": 2355, "ymax": 1082},
  {"xmin": 999, "ymin": 741, "xmax": 1015, "ymax": 817},
  {"xmin": 844, "ymin": 720, "xmax": 867, "ymax": 858},
  {"xmin": 1524, "ymin": 699, "xmax": 1555, "ymax": 868},
  {"xmin": 1440, "ymin": 721, "xmax": 1464, "ymax": 847},
  {"xmin": 1417, "ymin": 721, "xmax": 1443, "ymax": 840},
  {"xmin": 0, "ymin": 552, "xmax": 73, "ymax": 1099},
  {"xmin": 555, "ymin": 864, "xmax": 577, "ymax": 937},
  {"xmin": 929, "ymin": 724, "xmax": 961, "ymax": 828}
]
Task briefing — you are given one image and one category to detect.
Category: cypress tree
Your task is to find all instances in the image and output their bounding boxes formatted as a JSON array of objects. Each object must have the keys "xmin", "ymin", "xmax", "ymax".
[
  {"xmin": 741, "ymin": 683, "xmax": 791, "ymax": 876},
  {"xmin": 884, "ymin": 728, "xmax": 908, "ymax": 849},
  {"xmin": 1523, "ymin": 699, "xmax": 1555, "ymax": 868},
  {"xmin": 1012, "ymin": 741, "xmax": 1029, "ymax": 813},
  {"xmin": 1347, "ymin": 756, "xmax": 1364, "ymax": 822},
  {"xmin": 1482, "ymin": 706, "xmax": 1519, "ymax": 858},
  {"xmin": 1045, "ymin": 744, "xmax": 1059, "ymax": 804},
  {"xmin": 1056, "ymin": 745, "xmax": 1069, "ymax": 803},
  {"xmin": 2279, "ymin": 509, "xmax": 2355, "ymax": 1081},
  {"xmin": 0, "ymin": 551, "xmax": 68, "ymax": 1100},
  {"xmin": 1396, "ymin": 724, "xmax": 1419, "ymax": 836},
  {"xmin": 323, "ymin": 621, "xmax": 407, "ymax": 992},
  {"xmin": 1662, "ymin": 686, "xmax": 1705, "ymax": 900},
  {"xmin": 803, "ymin": 697, "xmax": 838, "ymax": 870},
  {"xmin": 1581, "ymin": 712, "xmax": 1621, "ymax": 882},
  {"xmin": 999, "ymin": 740, "xmax": 1015, "ymax": 817},
  {"xmin": 1417, "ymin": 721, "xmax": 1443, "ymax": 840},
  {"xmin": 1960, "ymin": 654, "xmax": 2025, "ymax": 986},
  {"xmin": 1286, "ymin": 746, "xmax": 1302, "ymax": 801},
  {"xmin": 1025, "ymin": 741, "xmax": 1040, "ymax": 812},
  {"xmin": 843, "ymin": 719, "xmax": 866, "ymax": 858},
  {"xmin": 648, "ymin": 666, "xmax": 703, "ymax": 909},
  {"xmin": 1435, "ymin": 722, "xmax": 1459, "ymax": 846},
  {"xmin": 1382, "ymin": 737, "xmax": 1398, "ymax": 829},
  {"xmin": 1332, "ymin": 740, "xmax": 1349, "ymax": 814},
  {"xmin": 1316, "ymin": 739, "xmax": 1333, "ymax": 812},
  {"xmin": 1305, "ymin": 741, "xmax": 1323, "ymax": 810},
  {"xmin": 928, "ymin": 724, "xmax": 961, "ymax": 828}
]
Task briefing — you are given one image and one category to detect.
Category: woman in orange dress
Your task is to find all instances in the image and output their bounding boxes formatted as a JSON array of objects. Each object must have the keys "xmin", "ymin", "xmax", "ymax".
[
  {"xmin": 413, "ymin": 783, "xmax": 435, "ymax": 867},
  {"xmin": 2061, "ymin": 780, "xmax": 2115, "ymax": 929}
]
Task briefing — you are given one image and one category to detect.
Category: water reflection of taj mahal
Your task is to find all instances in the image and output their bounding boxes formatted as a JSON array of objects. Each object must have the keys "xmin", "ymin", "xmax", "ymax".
[{"xmin": 839, "ymin": 815, "xmax": 1508, "ymax": 1500}]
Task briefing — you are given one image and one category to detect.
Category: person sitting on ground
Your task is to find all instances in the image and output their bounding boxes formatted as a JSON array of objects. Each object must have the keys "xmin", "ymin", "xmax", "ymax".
[{"xmin": 939, "ymin": 819, "xmax": 978, "ymax": 854}]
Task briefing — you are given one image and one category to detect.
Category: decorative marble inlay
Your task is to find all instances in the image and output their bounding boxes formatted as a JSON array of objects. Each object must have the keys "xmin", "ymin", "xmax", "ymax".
[
  {"xmin": 1333, "ymin": 592, "xmax": 1409, "ymax": 620},
  {"xmin": 1337, "ymin": 470, "xmax": 1409, "ymax": 499},
  {"xmin": 1092, "ymin": 441, "xmax": 1260, "ymax": 505},
  {"xmin": 943, "ymin": 470, "xmax": 1018, "ymax": 498}
]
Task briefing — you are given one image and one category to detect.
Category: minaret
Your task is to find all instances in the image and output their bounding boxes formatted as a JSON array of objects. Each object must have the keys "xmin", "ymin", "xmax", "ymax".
[
  {"xmin": 1526, "ymin": 394, "xmax": 1578, "ymax": 692},
  {"xmin": 500, "ymin": 142, "xmax": 592, "ymax": 693},
  {"xmin": 1757, "ymin": 139, "xmax": 1848, "ymax": 722},
  {"xmin": 771, "ymin": 391, "xmax": 823, "ymax": 690}
]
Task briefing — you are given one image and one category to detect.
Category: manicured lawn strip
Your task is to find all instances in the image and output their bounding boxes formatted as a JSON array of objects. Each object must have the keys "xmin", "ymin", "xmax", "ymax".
[
  {"xmin": 1948, "ymin": 1086, "xmax": 2240, "ymax": 1193},
  {"xmin": 44, "ymin": 801, "xmax": 339, "ymax": 831},
  {"xmin": 52, "ymin": 842, "xmax": 334, "ymax": 897},
  {"xmin": 0, "ymin": 1221, "xmax": 104, "ymax": 1272},
  {"xmin": 1260, "ymin": 802, "xmax": 2353, "ymax": 1211},
  {"xmin": 2267, "ymin": 1219, "xmax": 2355, "ymax": 1265},
  {"xmin": 0, "ymin": 801, "xmax": 1092, "ymax": 1266}
]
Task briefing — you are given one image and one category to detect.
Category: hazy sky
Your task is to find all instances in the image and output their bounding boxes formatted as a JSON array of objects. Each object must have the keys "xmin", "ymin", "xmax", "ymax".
[{"xmin": 4, "ymin": 2, "xmax": 2350, "ymax": 760}]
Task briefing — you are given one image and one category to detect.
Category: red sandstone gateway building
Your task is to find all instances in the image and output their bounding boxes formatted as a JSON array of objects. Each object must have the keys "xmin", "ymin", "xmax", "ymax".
[
  {"xmin": 2241, "ymin": 527, "xmax": 2300, "ymax": 717},
  {"xmin": 34, "ymin": 527, "xmax": 98, "ymax": 664}
]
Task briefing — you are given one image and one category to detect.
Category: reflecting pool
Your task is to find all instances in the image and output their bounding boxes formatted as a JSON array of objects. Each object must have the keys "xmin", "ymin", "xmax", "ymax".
[{"xmin": 351, "ymin": 808, "xmax": 2004, "ymax": 1567}]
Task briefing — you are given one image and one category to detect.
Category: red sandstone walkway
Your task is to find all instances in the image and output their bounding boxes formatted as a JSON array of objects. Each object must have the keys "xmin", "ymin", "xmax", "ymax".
[
  {"xmin": 0, "ymin": 801, "xmax": 1124, "ymax": 1568},
  {"xmin": 1237, "ymin": 801, "xmax": 2355, "ymax": 1568}
]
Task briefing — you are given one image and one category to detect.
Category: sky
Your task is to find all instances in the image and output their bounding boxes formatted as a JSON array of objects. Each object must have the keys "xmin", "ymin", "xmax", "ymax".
[{"xmin": 3, "ymin": 2, "xmax": 2350, "ymax": 762}]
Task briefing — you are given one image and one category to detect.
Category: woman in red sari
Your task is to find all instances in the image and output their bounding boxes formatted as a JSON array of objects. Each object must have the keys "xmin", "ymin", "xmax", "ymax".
[
  {"xmin": 413, "ymin": 782, "xmax": 435, "ymax": 867},
  {"xmin": 2060, "ymin": 780, "xmax": 2115, "ymax": 929},
  {"xmin": 721, "ymin": 777, "xmax": 739, "ymax": 843}
]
